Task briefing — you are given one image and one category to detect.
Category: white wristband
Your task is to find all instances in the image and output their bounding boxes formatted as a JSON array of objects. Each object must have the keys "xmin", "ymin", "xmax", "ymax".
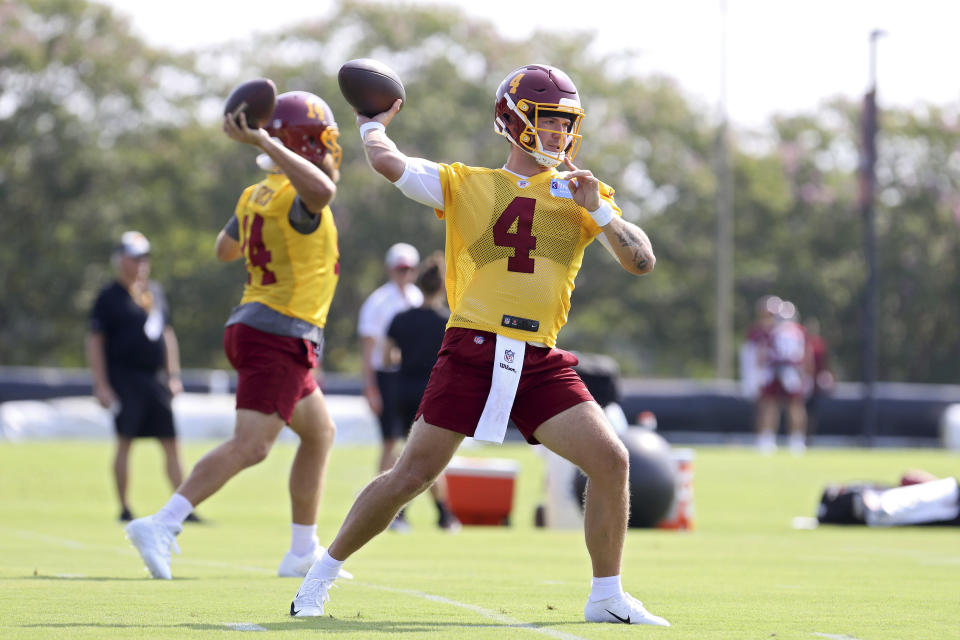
[
  {"xmin": 589, "ymin": 201, "xmax": 615, "ymax": 227},
  {"xmin": 359, "ymin": 121, "xmax": 385, "ymax": 142}
]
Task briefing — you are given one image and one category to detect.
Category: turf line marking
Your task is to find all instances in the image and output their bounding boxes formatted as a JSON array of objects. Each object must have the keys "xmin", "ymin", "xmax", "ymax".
[
  {"xmin": 224, "ymin": 623, "xmax": 267, "ymax": 632},
  {"xmin": 813, "ymin": 633, "xmax": 862, "ymax": 640},
  {"xmin": 10, "ymin": 527, "xmax": 589, "ymax": 639},
  {"xmin": 7, "ymin": 528, "xmax": 273, "ymax": 575},
  {"xmin": 12, "ymin": 530, "xmax": 88, "ymax": 549},
  {"xmin": 366, "ymin": 584, "xmax": 590, "ymax": 640}
]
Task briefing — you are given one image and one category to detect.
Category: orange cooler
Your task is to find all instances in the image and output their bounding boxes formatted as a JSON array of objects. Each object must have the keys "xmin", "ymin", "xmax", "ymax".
[{"xmin": 443, "ymin": 456, "xmax": 519, "ymax": 526}]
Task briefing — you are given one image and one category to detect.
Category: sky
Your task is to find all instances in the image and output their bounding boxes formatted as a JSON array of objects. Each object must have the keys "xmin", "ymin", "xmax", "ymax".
[{"xmin": 99, "ymin": 0, "xmax": 956, "ymax": 129}]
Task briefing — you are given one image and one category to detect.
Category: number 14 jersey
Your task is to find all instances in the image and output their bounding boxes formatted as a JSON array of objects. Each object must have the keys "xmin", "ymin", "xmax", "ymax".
[
  {"xmin": 235, "ymin": 172, "xmax": 339, "ymax": 330},
  {"xmin": 434, "ymin": 162, "xmax": 621, "ymax": 348}
]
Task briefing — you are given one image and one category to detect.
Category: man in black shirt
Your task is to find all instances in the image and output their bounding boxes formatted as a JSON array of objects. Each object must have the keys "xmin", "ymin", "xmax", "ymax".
[{"xmin": 86, "ymin": 231, "xmax": 187, "ymax": 523}]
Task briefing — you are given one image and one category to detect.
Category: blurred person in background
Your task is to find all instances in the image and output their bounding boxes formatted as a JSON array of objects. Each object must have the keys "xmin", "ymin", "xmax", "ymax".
[
  {"xmin": 124, "ymin": 91, "xmax": 349, "ymax": 582},
  {"xmin": 357, "ymin": 242, "xmax": 422, "ymax": 532},
  {"xmin": 746, "ymin": 296, "xmax": 813, "ymax": 455},
  {"xmin": 86, "ymin": 231, "xmax": 188, "ymax": 523},
  {"xmin": 384, "ymin": 251, "xmax": 460, "ymax": 532}
]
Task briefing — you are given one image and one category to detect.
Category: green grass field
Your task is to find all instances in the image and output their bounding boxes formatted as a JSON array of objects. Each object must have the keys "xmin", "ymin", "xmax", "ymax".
[{"xmin": 2, "ymin": 439, "xmax": 958, "ymax": 639}]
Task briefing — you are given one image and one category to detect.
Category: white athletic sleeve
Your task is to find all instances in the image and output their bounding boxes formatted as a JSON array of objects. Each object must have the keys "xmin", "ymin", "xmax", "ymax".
[{"xmin": 392, "ymin": 157, "xmax": 444, "ymax": 210}]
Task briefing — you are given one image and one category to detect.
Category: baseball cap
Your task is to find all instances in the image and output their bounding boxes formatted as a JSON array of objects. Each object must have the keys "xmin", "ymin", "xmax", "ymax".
[
  {"xmin": 115, "ymin": 231, "xmax": 151, "ymax": 258},
  {"xmin": 385, "ymin": 242, "xmax": 419, "ymax": 270}
]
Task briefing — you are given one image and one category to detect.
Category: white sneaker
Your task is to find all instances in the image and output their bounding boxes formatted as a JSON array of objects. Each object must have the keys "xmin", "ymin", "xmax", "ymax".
[
  {"xmin": 756, "ymin": 432, "xmax": 778, "ymax": 455},
  {"xmin": 278, "ymin": 544, "xmax": 353, "ymax": 579},
  {"xmin": 584, "ymin": 592, "xmax": 670, "ymax": 627},
  {"xmin": 388, "ymin": 514, "xmax": 412, "ymax": 533},
  {"xmin": 789, "ymin": 435, "xmax": 807, "ymax": 456},
  {"xmin": 290, "ymin": 578, "xmax": 336, "ymax": 617},
  {"xmin": 124, "ymin": 516, "xmax": 182, "ymax": 579}
]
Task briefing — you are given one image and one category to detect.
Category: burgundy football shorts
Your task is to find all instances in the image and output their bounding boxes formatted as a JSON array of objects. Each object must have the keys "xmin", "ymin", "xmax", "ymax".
[
  {"xmin": 417, "ymin": 327, "xmax": 595, "ymax": 444},
  {"xmin": 224, "ymin": 323, "xmax": 318, "ymax": 423},
  {"xmin": 760, "ymin": 379, "xmax": 805, "ymax": 400}
]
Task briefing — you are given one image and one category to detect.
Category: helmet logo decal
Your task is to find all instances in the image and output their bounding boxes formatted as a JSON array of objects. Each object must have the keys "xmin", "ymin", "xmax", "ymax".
[{"xmin": 509, "ymin": 73, "xmax": 525, "ymax": 94}]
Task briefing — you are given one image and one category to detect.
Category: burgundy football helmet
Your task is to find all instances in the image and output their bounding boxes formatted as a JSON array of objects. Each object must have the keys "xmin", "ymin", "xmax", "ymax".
[
  {"xmin": 265, "ymin": 91, "xmax": 342, "ymax": 169},
  {"xmin": 494, "ymin": 64, "xmax": 584, "ymax": 167}
]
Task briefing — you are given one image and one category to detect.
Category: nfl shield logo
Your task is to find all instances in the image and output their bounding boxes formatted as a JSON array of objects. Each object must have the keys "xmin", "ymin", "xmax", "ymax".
[
  {"xmin": 473, "ymin": 335, "xmax": 485, "ymax": 345},
  {"xmin": 504, "ymin": 350, "xmax": 515, "ymax": 363}
]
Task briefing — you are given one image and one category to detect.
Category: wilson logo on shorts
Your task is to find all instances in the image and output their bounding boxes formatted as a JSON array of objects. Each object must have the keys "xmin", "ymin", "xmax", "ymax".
[{"xmin": 504, "ymin": 349, "xmax": 515, "ymax": 363}]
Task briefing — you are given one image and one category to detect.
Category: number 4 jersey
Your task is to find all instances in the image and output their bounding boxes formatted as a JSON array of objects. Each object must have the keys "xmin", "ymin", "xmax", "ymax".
[
  {"xmin": 232, "ymin": 173, "xmax": 340, "ymax": 335},
  {"xmin": 435, "ymin": 162, "xmax": 621, "ymax": 348}
]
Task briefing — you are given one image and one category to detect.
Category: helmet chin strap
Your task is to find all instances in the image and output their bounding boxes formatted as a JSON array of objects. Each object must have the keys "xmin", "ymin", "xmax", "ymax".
[
  {"xmin": 532, "ymin": 152, "xmax": 562, "ymax": 168},
  {"xmin": 530, "ymin": 136, "xmax": 564, "ymax": 168}
]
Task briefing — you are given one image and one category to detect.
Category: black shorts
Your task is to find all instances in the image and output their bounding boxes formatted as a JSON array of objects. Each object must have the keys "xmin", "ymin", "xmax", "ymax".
[
  {"xmin": 397, "ymin": 376, "xmax": 430, "ymax": 438},
  {"xmin": 376, "ymin": 370, "xmax": 404, "ymax": 440},
  {"xmin": 110, "ymin": 368, "xmax": 176, "ymax": 439}
]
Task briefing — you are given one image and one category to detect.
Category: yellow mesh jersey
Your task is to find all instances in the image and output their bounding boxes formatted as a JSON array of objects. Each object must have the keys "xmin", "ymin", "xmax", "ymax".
[
  {"xmin": 435, "ymin": 162, "xmax": 621, "ymax": 347},
  {"xmin": 235, "ymin": 173, "xmax": 339, "ymax": 328}
]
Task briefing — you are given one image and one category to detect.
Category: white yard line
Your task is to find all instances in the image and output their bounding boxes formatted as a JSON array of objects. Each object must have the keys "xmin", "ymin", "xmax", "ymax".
[
  {"xmin": 813, "ymin": 633, "xmax": 863, "ymax": 640},
  {"xmin": 224, "ymin": 623, "xmax": 268, "ymax": 631},
  {"xmin": 7, "ymin": 527, "xmax": 591, "ymax": 640},
  {"xmin": 366, "ymin": 583, "xmax": 590, "ymax": 640}
]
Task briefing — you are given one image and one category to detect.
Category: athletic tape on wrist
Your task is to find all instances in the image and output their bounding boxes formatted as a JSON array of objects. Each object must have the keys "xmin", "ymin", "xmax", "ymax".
[
  {"xmin": 359, "ymin": 121, "xmax": 386, "ymax": 142},
  {"xmin": 589, "ymin": 201, "xmax": 615, "ymax": 227}
]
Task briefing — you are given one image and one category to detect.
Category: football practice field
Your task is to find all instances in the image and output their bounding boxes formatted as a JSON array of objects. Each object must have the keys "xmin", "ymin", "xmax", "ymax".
[{"xmin": 1, "ymin": 439, "xmax": 958, "ymax": 639}]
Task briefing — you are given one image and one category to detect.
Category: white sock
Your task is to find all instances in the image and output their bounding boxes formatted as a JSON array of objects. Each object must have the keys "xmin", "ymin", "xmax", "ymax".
[
  {"xmin": 155, "ymin": 493, "xmax": 193, "ymax": 527},
  {"xmin": 589, "ymin": 575, "xmax": 623, "ymax": 602},
  {"xmin": 307, "ymin": 549, "xmax": 345, "ymax": 581},
  {"xmin": 290, "ymin": 523, "xmax": 318, "ymax": 556}
]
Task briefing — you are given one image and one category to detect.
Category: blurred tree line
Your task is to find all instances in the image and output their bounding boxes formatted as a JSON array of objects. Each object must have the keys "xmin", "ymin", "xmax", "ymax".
[{"xmin": 2, "ymin": 0, "xmax": 958, "ymax": 382}]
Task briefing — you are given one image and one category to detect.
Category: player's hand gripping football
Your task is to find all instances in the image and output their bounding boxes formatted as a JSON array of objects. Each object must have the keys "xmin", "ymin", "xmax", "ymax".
[
  {"xmin": 222, "ymin": 109, "xmax": 269, "ymax": 147},
  {"xmin": 563, "ymin": 158, "xmax": 601, "ymax": 212},
  {"xmin": 355, "ymin": 98, "xmax": 403, "ymax": 129}
]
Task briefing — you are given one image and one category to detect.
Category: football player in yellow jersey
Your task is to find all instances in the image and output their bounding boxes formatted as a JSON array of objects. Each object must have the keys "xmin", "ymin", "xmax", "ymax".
[
  {"xmin": 292, "ymin": 65, "xmax": 669, "ymax": 626},
  {"xmin": 126, "ymin": 91, "xmax": 351, "ymax": 583}
]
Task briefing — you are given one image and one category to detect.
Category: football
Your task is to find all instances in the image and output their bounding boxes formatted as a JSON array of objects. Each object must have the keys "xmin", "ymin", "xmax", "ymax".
[
  {"xmin": 223, "ymin": 78, "xmax": 277, "ymax": 129},
  {"xmin": 337, "ymin": 58, "xmax": 405, "ymax": 117}
]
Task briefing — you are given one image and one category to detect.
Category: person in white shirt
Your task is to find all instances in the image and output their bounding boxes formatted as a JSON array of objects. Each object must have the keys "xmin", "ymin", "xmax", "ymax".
[{"xmin": 357, "ymin": 242, "xmax": 423, "ymax": 530}]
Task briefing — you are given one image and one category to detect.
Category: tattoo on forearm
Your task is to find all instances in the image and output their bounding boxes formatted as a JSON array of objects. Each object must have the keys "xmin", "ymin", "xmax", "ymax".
[{"xmin": 615, "ymin": 227, "xmax": 653, "ymax": 271}]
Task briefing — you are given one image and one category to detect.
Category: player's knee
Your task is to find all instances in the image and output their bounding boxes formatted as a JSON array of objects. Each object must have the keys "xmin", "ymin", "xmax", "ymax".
[
  {"xmin": 389, "ymin": 465, "xmax": 435, "ymax": 498},
  {"xmin": 301, "ymin": 420, "xmax": 336, "ymax": 446},
  {"xmin": 609, "ymin": 441, "xmax": 630, "ymax": 480},
  {"xmin": 235, "ymin": 439, "xmax": 272, "ymax": 467},
  {"xmin": 584, "ymin": 439, "xmax": 629, "ymax": 486}
]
